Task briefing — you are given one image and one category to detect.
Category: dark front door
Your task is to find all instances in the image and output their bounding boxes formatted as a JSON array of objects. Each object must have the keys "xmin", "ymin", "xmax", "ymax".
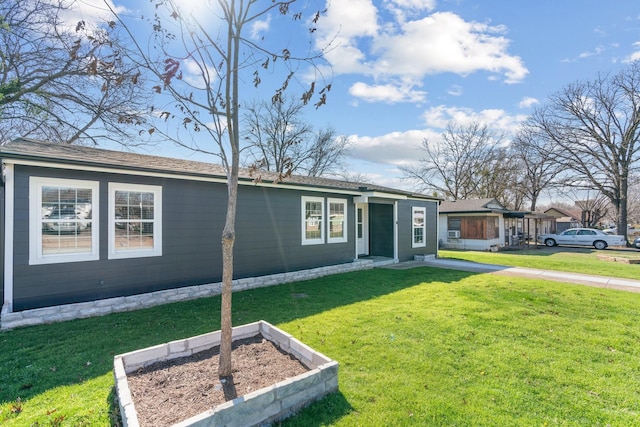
[{"xmin": 369, "ymin": 203, "xmax": 394, "ymax": 258}]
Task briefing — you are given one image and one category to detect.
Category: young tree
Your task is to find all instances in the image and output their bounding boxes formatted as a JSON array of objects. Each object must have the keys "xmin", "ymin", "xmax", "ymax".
[
  {"xmin": 529, "ymin": 61, "xmax": 640, "ymax": 242},
  {"xmin": 243, "ymin": 97, "xmax": 348, "ymax": 177},
  {"xmin": 110, "ymin": 0, "xmax": 329, "ymax": 379},
  {"xmin": 0, "ymin": 0, "xmax": 147, "ymax": 145}
]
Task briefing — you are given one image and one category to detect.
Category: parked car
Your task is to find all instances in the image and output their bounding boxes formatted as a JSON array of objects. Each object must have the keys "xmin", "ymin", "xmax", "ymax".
[
  {"xmin": 633, "ymin": 236, "xmax": 640, "ymax": 250},
  {"xmin": 537, "ymin": 228, "xmax": 626, "ymax": 250},
  {"xmin": 43, "ymin": 208, "xmax": 89, "ymax": 233}
]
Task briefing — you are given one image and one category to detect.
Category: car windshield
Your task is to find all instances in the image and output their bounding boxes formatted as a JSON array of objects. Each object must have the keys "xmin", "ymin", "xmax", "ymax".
[{"xmin": 49, "ymin": 209, "xmax": 77, "ymax": 218}]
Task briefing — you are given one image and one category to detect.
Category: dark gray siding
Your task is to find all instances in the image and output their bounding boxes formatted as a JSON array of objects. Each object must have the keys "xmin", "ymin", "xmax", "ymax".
[
  {"xmin": 11, "ymin": 165, "xmax": 355, "ymax": 311},
  {"xmin": 397, "ymin": 199, "xmax": 438, "ymax": 261}
]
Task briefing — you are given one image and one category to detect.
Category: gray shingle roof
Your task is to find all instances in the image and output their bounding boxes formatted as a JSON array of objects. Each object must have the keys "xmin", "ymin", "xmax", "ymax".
[
  {"xmin": 439, "ymin": 198, "xmax": 503, "ymax": 213},
  {"xmin": 1, "ymin": 138, "xmax": 438, "ymax": 200}
]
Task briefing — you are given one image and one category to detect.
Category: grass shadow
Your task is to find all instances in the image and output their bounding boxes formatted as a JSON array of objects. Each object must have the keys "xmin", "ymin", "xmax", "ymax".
[{"xmin": 0, "ymin": 266, "xmax": 476, "ymax": 423}]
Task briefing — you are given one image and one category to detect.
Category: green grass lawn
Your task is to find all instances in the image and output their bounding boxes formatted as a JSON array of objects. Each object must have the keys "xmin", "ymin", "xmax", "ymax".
[
  {"xmin": 439, "ymin": 247, "xmax": 640, "ymax": 280},
  {"xmin": 2, "ymin": 267, "xmax": 640, "ymax": 426}
]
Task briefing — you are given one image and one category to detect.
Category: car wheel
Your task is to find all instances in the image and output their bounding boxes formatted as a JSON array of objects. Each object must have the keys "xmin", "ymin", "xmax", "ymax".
[
  {"xmin": 544, "ymin": 238, "xmax": 556, "ymax": 247},
  {"xmin": 593, "ymin": 240, "xmax": 607, "ymax": 250}
]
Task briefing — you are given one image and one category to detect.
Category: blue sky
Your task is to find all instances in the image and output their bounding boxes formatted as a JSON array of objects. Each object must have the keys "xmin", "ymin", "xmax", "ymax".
[{"xmin": 77, "ymin": 0, "xmax": 640, "ymax": 195}]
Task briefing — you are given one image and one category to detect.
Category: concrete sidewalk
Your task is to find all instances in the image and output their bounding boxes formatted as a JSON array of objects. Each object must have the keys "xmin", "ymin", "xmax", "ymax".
[{"xmin": 393, "ymin": 258, "xmax": 640, "ymax": 293}]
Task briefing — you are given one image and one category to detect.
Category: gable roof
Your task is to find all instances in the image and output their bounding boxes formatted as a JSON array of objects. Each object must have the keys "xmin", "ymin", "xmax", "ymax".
[
  {"xmin": 0, "ymin": 138, "xmax": 440, "ymax": 201},
  {"xmin": 544, "ymin": 207, "xmax": 580, "ymax": 220},
  {"xmin": 440, "ymin": 198, "xmax": 529, "ymax": 218},
  {"xmin": 439, "ymin": 198, "xmax": 505, "ymax": 213}
]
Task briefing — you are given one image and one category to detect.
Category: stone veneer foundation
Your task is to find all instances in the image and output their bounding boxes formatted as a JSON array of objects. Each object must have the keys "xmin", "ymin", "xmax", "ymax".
[
  {"xmin": 1, "ymin": 259, "xmax": 375, "ymax": 330},
  {"xmin": 114, "ymin": 320, "xmax": 339, "ymax": 427}
]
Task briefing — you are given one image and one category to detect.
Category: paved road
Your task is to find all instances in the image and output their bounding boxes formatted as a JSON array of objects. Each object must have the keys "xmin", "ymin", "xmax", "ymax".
[{"xmin": 389, "ymin": 258, "xmax": 640, "ymax": 293}]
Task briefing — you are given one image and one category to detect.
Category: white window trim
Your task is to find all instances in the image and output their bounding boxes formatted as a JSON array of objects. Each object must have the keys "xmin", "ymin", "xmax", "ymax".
[
  {"xmin": 302, "ymin": 196, "xmax": 325, "ymax": 245},
  {"xmin": 327, "ymin": 198, "xmax": 348, "ymax": 244},
  {"xmin": 108, "ymin": 182, "xmax": 162, "ymax": 259},
  {"xmin": 29, "ymin": 177, "xmax": 100, "ymax": 265},
  {"xmin": 412, "ymin": 206, "xmax": 427, "ymax": 248}
]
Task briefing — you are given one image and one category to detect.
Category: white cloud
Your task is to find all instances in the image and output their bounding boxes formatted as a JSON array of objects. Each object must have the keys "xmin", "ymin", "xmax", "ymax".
[
  {"xmin": 181, "ymin": 58, "xmax": 219, "ymax": 88},
  {"xmin": 447, "ymin": 85, "xmax": 463, "ymax": 96},
  {"xmin": 623, "ymin": 41, "xmax": 640, "ymax": 63},
  {"xmin": 383, "ymin": 0, "xmax": 437, "ymax": 24},
  {"xmin": 518, "ymin": 96, "xmax": 539, "ymax": 108},
  {"xmin": 63, "ymin": 0, "xmax": 129, "ymax": 23},
  {"xmin": 316, "ymin": 2, "xmax": 528, "ymax": 101},
  {"xmin": 422, "ymin": 105, "xmax": 527, "ymax": 134},
  {"xmin": 578, "ymin": 45, "xmax": 605, "ymax": 59},
  {"xmin": 348, "ymin": 81, "xmax": 427, "ymax": 103},
  {"xmin": 373, "ymin": 12, "xmax": 527, "ymax": 83},
  {"xmin": 250, "ymin": 15, "xmax": 271, "ymax": 40},
  {"xmin": 347, "ymin": 128, "xmax": 438, "ymax": 165}
]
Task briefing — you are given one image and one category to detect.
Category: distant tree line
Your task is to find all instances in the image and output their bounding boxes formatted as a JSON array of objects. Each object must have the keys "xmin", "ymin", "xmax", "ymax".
[{"xmin": 401, "ymin": 61, "xmax": 640, "ymax": 241}]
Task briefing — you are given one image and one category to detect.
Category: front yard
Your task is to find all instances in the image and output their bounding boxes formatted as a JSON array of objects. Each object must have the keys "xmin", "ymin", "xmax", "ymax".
[
  {"xmin": 1, "ymin": 265, "xmax": 640, "ymax": 426},
  {"xmin": 439, "ymin": 247, "xmax": 640, "ymax": 280}
]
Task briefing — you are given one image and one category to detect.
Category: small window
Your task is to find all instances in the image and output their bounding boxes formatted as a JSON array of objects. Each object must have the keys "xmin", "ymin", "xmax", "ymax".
[
  {"xmin": 109, "ymin": 183, "xmax": 162, "ymax": 259},
  {"xmin": 577, "ymin": 229, "xmax": 595, "ymax": 235},
  {"xmin": 412, "ymin": 207, "xmax": 426, "ymax": 248},
  {"xmin": 328, "ymin": 198, "xmax": 347, "ymax": 243},
  {"xmin": 29, "ymin": 177, "xmax": 99, "ymax": 265},
  {"xmin": 302, "ymin": 196, "xmax": 324, "ymax": 245}
]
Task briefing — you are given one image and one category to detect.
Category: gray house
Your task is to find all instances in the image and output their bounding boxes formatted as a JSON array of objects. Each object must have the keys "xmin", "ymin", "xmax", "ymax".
[{"xmin": 0, "ymin": 138, "xmax": 439, "ymax": 328}]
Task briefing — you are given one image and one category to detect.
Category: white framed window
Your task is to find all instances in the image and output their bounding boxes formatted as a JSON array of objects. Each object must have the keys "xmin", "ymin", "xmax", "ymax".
[
  {"xmin": 302, "ymin": 196, "xmax": 324, "ymax": 245},
  {"xmin": 328, "ymin": 198, "xmax": 347, "ymax": 243},
  {"xmin": 109, "ymin": 183, "xmax": 162, "ymax": 259},
  {"xmin": 412, "ymin": 207, "xmax": 426, "ymax": 248},
  {"xmin": 29, "ymin": 177, "xmax": 99, "ymax": 265}
]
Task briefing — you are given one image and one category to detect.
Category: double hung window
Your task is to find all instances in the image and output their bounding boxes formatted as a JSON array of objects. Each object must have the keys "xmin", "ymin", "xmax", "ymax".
[
  {"xmin": 302, "ymin": 196, "xmax": 348, "ymax": 245},
  {"xmin": 412, "ymin": 207, "xmax": 426, "ymax": 248},
  {"xmin": 302, "ymin": 196, "xmax": 324, "ymax": 245},
  {"xmin": 328, "ymin": 199, "xmax": 347, "ymax": 243},
  {"xmin": 108, "ymin": 183, "xmax": 162, "ymax": 259},
  {"xmin": 29, "ymin": 177, "xmax": 99, "ymax": 265}
]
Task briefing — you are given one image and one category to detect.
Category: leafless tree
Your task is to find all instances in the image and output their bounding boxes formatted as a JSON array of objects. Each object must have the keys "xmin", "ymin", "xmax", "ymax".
[
  {"xmin": 304, "ymin": 127, "xmax": 350, "ymax": 177},
  {"xmin": 0, "ymin": 0, "xmax": 147, "ymax": 145},
  {"xmin": 529, "ymin": 61, "xmax": 640, "ymax": 242},
  {"xmin": 243, "ymin": 97, "xmax": 348, "ymax": 177},
  {"xmin": 557, "ymin": 189, "xmax": 610, "ymax": 228},
  {"xmin": 510, "ymin": 123, "xmax": 564, "ymax": 211},
  {"xmin": 109, "ymin": 0, "xmax": 330, "ymax": 379},
  {"xmin": 401, "ymin": 121, "xmax": 513, "ymax": 203}
]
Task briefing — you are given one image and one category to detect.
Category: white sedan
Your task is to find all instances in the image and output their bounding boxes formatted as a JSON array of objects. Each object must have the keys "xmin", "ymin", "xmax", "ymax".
[{"xmin": 538, "ymin": 228, "xmax": 626, "ymax": 250}]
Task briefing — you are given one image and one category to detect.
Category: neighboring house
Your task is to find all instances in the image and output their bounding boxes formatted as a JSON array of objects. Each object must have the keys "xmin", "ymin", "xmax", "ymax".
[
  {"xmin": 523, "ymin": 212, "xmax": 556, "ymax": 241},
  {"xmin": 544, "ymin": 207, "xmax": 581, "ymax": 232},
  {"xmin": 439, "ymin": 198, "xmax": 528, "ymax": 251},
  {"xmin": 0, "ymin": 138, "xmax": 440, "ymax": 328}
]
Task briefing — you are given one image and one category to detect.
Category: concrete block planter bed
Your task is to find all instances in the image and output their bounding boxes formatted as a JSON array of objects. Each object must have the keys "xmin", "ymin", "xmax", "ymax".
[{"xmin": 114, "ymin": 320, "xmax": 339, "ymax": 426}]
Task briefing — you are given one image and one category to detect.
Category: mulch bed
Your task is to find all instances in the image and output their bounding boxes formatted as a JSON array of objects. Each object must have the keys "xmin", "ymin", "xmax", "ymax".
[{"xmin": 125, "ymin": 335, "xmax": 310, "ymax": 427}]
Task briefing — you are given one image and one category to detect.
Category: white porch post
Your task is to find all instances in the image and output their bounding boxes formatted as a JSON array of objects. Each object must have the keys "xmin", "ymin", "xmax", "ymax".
[{"xmin": 393, "ymin": 201, "xmax": 399, "ymax": 261}]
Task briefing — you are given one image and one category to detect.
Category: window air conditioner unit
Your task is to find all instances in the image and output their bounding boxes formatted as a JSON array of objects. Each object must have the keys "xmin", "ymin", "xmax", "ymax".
[{"xmin": 448, "ymin": 230, "xmax": 460, "ymax": 238}]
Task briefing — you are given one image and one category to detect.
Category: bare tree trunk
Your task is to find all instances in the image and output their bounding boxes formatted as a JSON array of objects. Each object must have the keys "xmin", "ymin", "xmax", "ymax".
[
  {"xmin": 617, "ymin": 174, "xmax": 629, "ymax": 245},
  {"xmin": 218, "ymin": 175, "xmax": 238, "ymax": 377},
  {"xmin": 218, "ymin": 3, "xmax": 241, "ymax": 377}
]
